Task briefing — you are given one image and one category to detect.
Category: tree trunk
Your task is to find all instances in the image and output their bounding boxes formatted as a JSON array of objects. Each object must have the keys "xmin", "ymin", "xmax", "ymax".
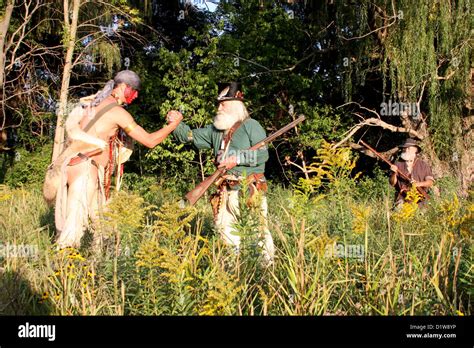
[
  {"xmin": 0, "ymin": 0, "xmax": 14, "ymax": 129},
  {"xmin": 51, "ymin": 0, "xmax": 81, "ymax": 161}
]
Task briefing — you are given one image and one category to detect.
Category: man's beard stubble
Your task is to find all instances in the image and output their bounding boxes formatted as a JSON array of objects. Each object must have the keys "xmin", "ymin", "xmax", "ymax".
[{"xmin": 400, "ymin": 151, "xmax": 416, "ymax": 161}]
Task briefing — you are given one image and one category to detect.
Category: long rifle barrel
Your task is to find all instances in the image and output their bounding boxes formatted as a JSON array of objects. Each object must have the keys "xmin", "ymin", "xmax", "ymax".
[{"xmin": 249, "ymin": 115, "xmax": 305, "ymax": 150}]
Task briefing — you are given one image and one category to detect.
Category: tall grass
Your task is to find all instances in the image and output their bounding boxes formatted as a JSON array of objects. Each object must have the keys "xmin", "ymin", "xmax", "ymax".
[{"xmin": 0, "ymin": 150, "xmax": 472, "ymax": 316}]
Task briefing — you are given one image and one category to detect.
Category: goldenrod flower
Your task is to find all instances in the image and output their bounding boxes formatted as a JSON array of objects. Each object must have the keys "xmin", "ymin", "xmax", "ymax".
[
  {"xmin": 351, "ymin": 204, "xmax": 371, "ymax": 234},
  {"xmin": 393, "ymin": 185, "xmax": 421, "ymax": 222}
]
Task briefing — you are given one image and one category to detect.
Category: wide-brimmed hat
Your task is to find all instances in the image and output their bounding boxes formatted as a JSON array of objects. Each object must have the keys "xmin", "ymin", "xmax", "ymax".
[
  {"xmin": 399, "ymin": 138, "xmax": 421, "ymax": 153},
  {"xmin": 217, "ymin": 82, "xmax": 244, "ymax": 103}
]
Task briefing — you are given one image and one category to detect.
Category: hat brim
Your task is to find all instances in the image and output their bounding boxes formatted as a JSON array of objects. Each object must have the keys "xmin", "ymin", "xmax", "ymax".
[
  {"xmin": 399, "ymin": 144, "xmax": 421, "ymax": 152},
  {"xmin": 217, "ymin": 97, "xmax": 244, "ymax": 103}
]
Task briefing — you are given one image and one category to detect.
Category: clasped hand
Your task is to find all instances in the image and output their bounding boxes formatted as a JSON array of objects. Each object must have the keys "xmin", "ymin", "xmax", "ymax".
[{"xmin": 166, "ymin": 110, "xmax": 183, "ymax": 126}]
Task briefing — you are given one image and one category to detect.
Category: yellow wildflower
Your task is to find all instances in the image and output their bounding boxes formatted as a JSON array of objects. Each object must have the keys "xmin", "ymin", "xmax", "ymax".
[
  {"xmin": 351, "ymin": 204, "xmax": 371, "ymax": 234},
  {"xmin": 393, "ymin": 185, "xmax": 421, "ymax": 222}
]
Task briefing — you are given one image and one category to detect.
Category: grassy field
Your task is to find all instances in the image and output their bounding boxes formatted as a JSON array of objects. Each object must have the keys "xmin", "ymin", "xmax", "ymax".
[{"xmin": 0, "ymin": 148, "xmax": 472, "ymax": 316}]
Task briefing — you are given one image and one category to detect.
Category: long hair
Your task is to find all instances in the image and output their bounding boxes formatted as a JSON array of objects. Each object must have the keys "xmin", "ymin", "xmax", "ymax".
[{"xmin": 90, "ymin": 79, "xmax": 115, "ymax": 107}]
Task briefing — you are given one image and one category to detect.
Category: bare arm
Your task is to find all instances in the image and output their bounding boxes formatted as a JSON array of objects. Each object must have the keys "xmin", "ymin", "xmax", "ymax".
[
  {"xmin": 389, "ymin": 172, "xmax": 398, "ymax": 186},
  {"xmin": 414, "ymin": 179, "xmax": 434, "ymax": 188},
  {"xmin": 389, "ymin": 164, "xmax": 433, "ymax": 188},
  {"xmin": 116, "ymin": 108, "xmax": 182, "ymax": 149},
  {"xmin": 389, "ymin": 164, "xmax": 398, "ymax": 186}
]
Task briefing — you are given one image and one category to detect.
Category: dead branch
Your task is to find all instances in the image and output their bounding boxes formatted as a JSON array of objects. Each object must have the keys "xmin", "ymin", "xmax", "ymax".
[
  {"xmin": 332, "ymin": 117, "xmax": 424, "ymax": 149},
  {"xmin": 336, "ymin": 101, "xmax": 381, "ymax": 119}
]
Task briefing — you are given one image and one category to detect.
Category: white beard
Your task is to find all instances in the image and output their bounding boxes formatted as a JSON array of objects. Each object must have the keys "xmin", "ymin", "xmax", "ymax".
[
  {"xmin": 213, "ymin": 110, "xmax": 240, "ymax": 131},
  {"xmin": 401, "ymin": 151, "xmax": 416, "ymax": 161}
]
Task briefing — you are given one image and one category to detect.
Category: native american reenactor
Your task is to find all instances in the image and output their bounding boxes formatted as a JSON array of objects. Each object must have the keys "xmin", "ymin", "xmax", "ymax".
[
  {"xmin": 169, "ymin": 82, "xmax": 275, "ymax": 263},
  {"xmin": 389, "ymin": 138, "xmax": 434, "ymax": 207},
  {"xmin": 43, "ymin": 70, "xmax": 182, "ymax": 249}
]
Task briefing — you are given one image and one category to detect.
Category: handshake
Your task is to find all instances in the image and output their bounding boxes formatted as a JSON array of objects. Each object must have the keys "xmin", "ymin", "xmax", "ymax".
[
  {"xmin": 165, "ymin": 109, "xmax": 237, "ymax": 170},
  {"xmin": 166, "ymin": 110, "xmax": 183, "ymax": 127}
]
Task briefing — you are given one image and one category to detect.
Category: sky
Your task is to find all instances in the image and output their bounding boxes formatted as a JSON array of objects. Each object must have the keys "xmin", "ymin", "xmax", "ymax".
[{"xmin": 191, "ymin": 0, "xmax": 219, "ymax": 12}]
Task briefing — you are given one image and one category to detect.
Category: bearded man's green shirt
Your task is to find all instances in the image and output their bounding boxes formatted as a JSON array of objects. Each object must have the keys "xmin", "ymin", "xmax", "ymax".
[{"xmin": 172, "ymin": 118, "xmax": 268, "ymax": 177}]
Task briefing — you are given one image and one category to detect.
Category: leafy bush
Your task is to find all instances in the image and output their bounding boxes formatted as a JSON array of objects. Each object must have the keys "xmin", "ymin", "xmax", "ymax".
[{"xmin": 0, "ymin": 144, "xmax": 52, "ymax": 188}]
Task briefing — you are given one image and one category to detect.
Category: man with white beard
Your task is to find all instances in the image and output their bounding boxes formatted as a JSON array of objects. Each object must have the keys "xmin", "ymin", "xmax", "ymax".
[
  {"xmin": 170, "ymin": 82, "xmax": 275, "ymax": 264},
  {"xmin": 389, "ymin": 138, "xmax": 434, "ymax": 207}
]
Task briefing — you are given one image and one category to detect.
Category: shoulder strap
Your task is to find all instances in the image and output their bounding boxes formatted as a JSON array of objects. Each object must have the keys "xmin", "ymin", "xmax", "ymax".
[
  {"xmin": 216, "ymin": 120, "xmax": 245, "ymax": 165},
  {"xmin": 223, "ymin": 118, "xmax": 251, "ymax": 147},
  {"xmin": 83, "ymin": 102, "xmax": 120, "ymax": 132},
  {"xmin": 223, "ymin": 121, "xmax": 243, "ymax": 148}
]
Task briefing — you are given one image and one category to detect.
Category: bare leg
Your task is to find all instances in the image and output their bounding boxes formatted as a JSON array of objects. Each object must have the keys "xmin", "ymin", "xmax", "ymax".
[
  {"xmin": 89, "ymin": 165, "xmax": 107, "ymax": 253},
  {"xmin": 55, "ymin": 161, "xmax": 99, "ymax": 249}
]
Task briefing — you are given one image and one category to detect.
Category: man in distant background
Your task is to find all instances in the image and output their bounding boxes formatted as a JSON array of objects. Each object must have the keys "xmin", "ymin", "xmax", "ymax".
[{"xmin": 389, "ymin": 138, "xmax": 434, "ymax": 207}]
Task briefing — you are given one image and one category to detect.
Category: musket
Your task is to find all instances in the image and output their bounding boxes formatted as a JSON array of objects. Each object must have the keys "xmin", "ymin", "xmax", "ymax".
[
  {"xmin": 359, "ymin": 140, "xmax": 429, "ymax": 200},
  {"xmin": 185, "ymin": 115, "xmax": 306, "ymax": 205}
]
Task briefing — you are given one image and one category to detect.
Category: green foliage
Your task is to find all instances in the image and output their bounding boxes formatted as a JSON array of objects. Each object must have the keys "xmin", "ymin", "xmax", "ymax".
[
  {"xmin": 2, "ymin": 0, "xmax": 472, "ymax": 186},
  {"xmin": 357, "ymin": 165, "xmax": 395, "ymax": 201},
  {"xmin": 296, "ymin": 140, "xmax": 359, "ymax": 194},
  {"xmin": 0, "ymin": 144, "xmax": 52, "ymax": 188},
  {"xmin": 232, "ymin": 178, "xmax": 266, "ymax": 265},
  {"xmin": 100, "ymin": 190, "xmax": 149, "ymax": 246},
  {"xmin": 89, "ymin": 41, "xmax": 122, "ymax": 78},
  {"xmin": 1, "ymin": 0, "xmax": 472, "ymax": 318},
  {"xmin": 380, "ymin": 0, "xmax": 472, "ymax": 158},
  {"xmin": 435, "ymin": 175, "xmax": 463, "ymax": 199},
  {"xmin": 126, "ymin": 26, "xmax": 221, "ymax": 182},
  {"xmin": 121, "ymin": 173, "xmax": 182, "ymax": 205}
]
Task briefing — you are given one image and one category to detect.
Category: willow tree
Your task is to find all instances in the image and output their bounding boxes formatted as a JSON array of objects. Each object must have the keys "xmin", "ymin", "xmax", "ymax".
[
  {"xmin": 0, "ymin": 0, "xmax": 58, "ymax": 134},
  {"xmin": 382, "ymin": 0, "xmax": 472, "ymax": 191},
  {"xmin": 334, "ymin": 0, "xmax": 472, "ymax": 194}
]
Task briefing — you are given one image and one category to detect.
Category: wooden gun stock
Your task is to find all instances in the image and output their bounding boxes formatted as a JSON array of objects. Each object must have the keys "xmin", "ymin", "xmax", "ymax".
[
  {"xmin": 185, "ymin": 115, "xmax": 306, "ymax": 205},
  {"xmin": 185, "ymin": 167, "xmax": 226, "ymax": 206}
]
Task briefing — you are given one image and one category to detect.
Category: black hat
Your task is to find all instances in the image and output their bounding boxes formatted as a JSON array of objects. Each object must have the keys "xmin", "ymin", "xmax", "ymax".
[
  {"xmin": 217, "ymin": 82, "xmax": 244, "ymax": 103},
  {"xmin": 114, "ymin": 70, "xmax": 141, "ymax": 90},
  {"xmin": 399, "ymin": 138, "xmax": 421, "ymax": 153}
]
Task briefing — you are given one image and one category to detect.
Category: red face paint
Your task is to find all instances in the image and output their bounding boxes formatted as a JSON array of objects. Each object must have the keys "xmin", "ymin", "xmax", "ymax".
[{"xmin": 124, "ymin": 86, "xmax": 138, "ymax": 104}]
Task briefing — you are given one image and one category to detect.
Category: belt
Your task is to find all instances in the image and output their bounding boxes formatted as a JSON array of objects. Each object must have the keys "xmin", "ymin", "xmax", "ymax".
[
  {"xmin": 68, "ymin": 149, "xmax": 102, "ymax": 166},
  {"xmin": 223, "ymin": 173, "xmax": 266, "ymax": 190}
]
